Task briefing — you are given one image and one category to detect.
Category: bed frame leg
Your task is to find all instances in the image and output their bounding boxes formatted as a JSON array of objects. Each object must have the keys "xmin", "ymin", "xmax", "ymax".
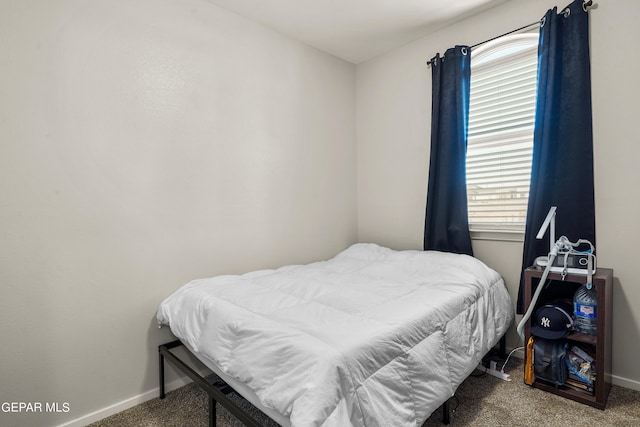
[
  {"xmin": 209, "ymin": 396, "xmax": 216, "ymax": 427},
  {"xmin": 159, "ymin": 348, "xmax": 166, "ymax": 399},
  {"xmin": 441, "ymin": 399, "xmax": 450, "ymax": 425}
]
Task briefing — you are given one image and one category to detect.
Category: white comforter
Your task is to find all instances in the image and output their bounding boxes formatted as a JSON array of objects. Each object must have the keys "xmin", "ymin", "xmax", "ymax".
[{"xmin": 157, "ymin": 243, "xmax": 514, "ymax": 426}]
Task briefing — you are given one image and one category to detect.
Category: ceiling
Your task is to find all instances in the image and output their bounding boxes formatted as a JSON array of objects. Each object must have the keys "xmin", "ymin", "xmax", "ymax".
[{"xmin": 204, "ymin": 0, "xmax": 510, "ymax": 64}]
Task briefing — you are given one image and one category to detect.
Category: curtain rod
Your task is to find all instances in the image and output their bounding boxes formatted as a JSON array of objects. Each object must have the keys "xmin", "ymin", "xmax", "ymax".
[
  {"xmin": 426, "ymin": 0, "xmax": 595, "ymax": 66},
  {"xmin": 470, "ymin": 20, "xmax": 541, "ymax": 50},
  {"xmin": 426, "ymin": 20, "xmax": 540, "ymax": 66}
]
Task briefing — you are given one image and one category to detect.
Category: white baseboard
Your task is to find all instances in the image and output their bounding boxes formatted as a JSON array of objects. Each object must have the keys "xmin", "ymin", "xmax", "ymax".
[
  {"xmin": 611, "ymin": 374, "xmax": 640, "ymax": 392},
  {"xmin": 56, "ymin": 376, "xmax": 193, "ymax": 427}
]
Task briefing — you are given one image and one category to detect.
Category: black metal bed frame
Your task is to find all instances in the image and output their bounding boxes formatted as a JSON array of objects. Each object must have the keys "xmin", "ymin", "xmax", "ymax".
[
  {"xmin": 159, "ymin": 340, "xmax": 263, "ymax": 427},
  {"xmin": 159, "ymin": 336, "xmax": 506, "ymax": 426}
]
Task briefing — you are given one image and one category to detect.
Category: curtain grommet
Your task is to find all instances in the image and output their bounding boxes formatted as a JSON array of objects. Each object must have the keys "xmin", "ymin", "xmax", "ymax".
[
  {"xmin": 563, "ymin": 8, "xmax": 571, "ymax": 18},
  {"xmin": 461, "ymin": 47, "xmax": 468, "ymax": 56}
]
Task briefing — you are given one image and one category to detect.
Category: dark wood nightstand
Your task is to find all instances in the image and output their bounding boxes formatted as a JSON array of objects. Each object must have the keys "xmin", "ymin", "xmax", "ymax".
[{"xmin": 523, "ymin": 267, "xmax": 613, "ymax": 409}]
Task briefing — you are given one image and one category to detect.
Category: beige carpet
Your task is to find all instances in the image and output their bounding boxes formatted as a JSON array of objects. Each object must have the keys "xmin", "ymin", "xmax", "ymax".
[{"xmin": 89, "ymin": 361, "xmax": 640, "ymax": 426}]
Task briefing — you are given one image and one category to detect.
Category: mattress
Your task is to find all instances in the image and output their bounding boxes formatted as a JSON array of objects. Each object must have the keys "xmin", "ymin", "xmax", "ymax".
[{"xmin": 157, "ymin": 243, "xmax": 514, "ymax": 426}]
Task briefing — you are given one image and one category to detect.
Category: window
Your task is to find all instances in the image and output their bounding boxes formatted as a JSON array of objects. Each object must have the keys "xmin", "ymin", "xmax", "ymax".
[{"xmin": 466, "ymin": 33, "xmax": 539, "ymax": 234}]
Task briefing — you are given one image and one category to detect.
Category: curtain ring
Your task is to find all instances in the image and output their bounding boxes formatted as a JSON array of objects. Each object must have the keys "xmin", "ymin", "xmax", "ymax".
[
  {"xmin": 461, "ymin": 47, "xmax": 468, "ymax": 56},
  {"xmin": 563, "ymin": 7, "xmax": 571, "ymax": 18},
  {"xmin": 583, "ymin": 0, "xmax": 593, "ymax": 12},
  {"xmin": 540, "ymin": 16, "xmax": 546, "ymax": 28}
]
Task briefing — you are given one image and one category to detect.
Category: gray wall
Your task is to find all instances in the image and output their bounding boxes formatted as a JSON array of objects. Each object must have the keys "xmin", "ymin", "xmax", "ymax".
[
  {"xmin": 357, "ymin": 0, "xmax": 640, "ymax": 390},
  {"xmin": 0, "ymin": 1, "xmax": 356, "ymax": 426}
]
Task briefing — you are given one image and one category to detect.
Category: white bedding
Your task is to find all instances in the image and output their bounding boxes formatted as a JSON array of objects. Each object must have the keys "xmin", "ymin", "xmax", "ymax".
[{"xmin": 157, "ymin": 243, "xmax": 514, "ymax": 426}]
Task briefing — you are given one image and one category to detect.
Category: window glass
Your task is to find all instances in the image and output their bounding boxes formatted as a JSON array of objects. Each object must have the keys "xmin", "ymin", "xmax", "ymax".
[{"xmin": 467, "ymin": 32, "xmax": 539, "ymax": 232}]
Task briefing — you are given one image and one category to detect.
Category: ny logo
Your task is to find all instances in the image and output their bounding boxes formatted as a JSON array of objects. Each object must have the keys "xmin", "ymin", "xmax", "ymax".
[{"xmin": 541, "ymin": 317, "xmax": 551, "ymax": 328}]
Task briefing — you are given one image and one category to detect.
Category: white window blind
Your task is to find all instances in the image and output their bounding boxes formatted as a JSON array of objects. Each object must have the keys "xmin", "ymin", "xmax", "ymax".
[{"xmin": 467, "ymin": 33, "xmax": 539, "ymax": 232}]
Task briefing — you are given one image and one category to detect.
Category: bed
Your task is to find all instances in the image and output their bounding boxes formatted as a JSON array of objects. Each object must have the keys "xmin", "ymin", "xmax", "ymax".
[{"xmin": 156, "ymin": 243, "xmax": 514, "ymax": 426}]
